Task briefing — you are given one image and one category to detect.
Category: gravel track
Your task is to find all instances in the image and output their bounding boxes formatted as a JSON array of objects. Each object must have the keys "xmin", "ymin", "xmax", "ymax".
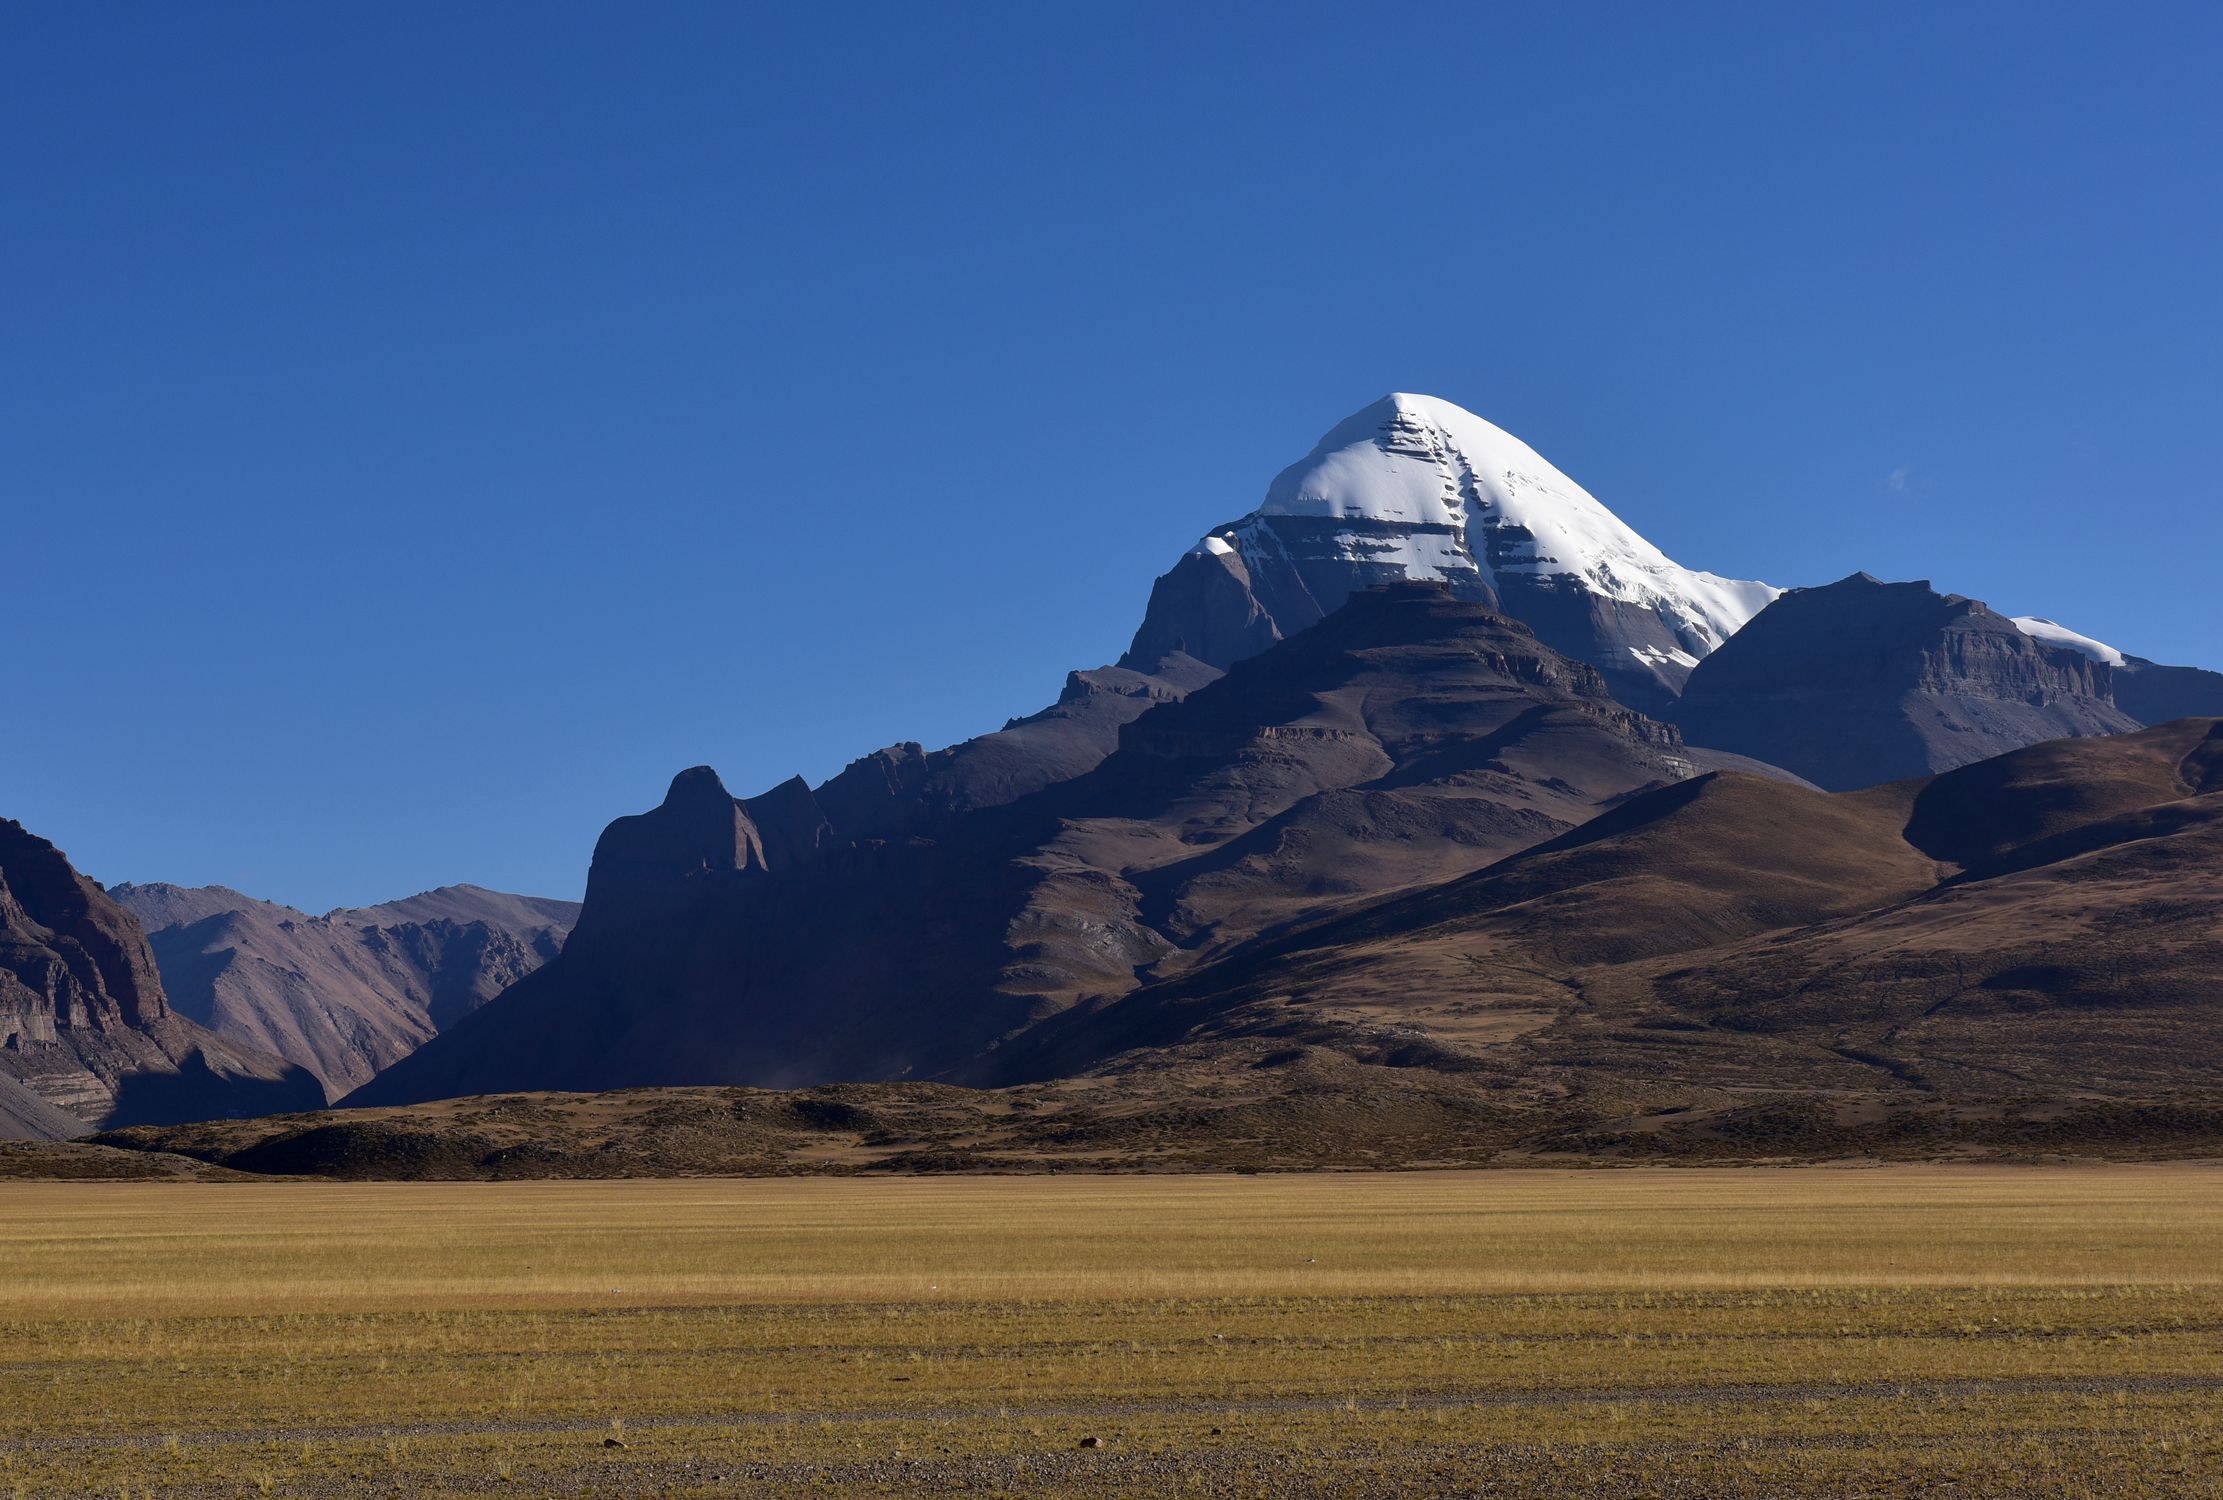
[{"xmin": 15, "ymin": 1371, "xmax": 2221, "ymax": 1454}]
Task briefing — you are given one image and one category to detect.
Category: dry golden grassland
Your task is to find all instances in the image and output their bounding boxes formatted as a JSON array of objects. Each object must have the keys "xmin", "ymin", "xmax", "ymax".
[{"xmin": 3, "ymin": 1166, "xmax": 2220, "ymax": 1496}]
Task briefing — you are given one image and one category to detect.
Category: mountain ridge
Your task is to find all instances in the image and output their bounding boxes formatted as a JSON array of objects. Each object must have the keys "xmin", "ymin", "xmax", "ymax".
[
  {"xmin": 0, "ymin": 820, "xmax": 321, "ymax": 1136},
  {"xmin": 967, "ymin": 718, "xmax": 2223, "ymax": 1112},
  {"xmin": 112, "ymin": 881, "xmax": 579, "ymax": 1101},
  {"xmin": 1669, "ymin": 573, "xmax": 2143, "ymax": 789},
  {"xmin": 97, "ymin": 721, "xmax": 2223, "ymax": 1176},
  {"xmin": 349, "ymin": 583, "xmax": 1774, "ymax": 1108}
]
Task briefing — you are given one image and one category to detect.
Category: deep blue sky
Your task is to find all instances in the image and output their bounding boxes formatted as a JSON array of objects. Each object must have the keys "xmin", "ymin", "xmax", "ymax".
[{"xmin": 5, "ymin": 2, "xmax": 2218, "ymax": 910}]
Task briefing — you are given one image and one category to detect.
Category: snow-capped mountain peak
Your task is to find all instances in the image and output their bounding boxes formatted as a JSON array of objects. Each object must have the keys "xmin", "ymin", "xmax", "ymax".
[
  {"xmin": 1253, "ymin": 393, "xmax": 1778, "ymax": 655},
  {"xmin": 1136, "ymin": 394, "xmax": 1779, "ymax": 710}
]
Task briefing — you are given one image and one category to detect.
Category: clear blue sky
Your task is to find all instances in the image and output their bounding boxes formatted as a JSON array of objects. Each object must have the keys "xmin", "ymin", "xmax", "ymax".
[{"xmin": 5, "ymin": 2, "xmax": 2218, "ymax": 910}]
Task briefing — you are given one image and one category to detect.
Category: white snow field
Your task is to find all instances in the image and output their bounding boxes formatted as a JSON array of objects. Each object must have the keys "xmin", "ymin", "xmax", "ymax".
[
  {"xmin": 1198, "ymin": 393, "xmax": 1779, "ymax": 662},
  {"xmin": 2011, "ymin": 615, "xmax": 2127, "ymax": 666}
]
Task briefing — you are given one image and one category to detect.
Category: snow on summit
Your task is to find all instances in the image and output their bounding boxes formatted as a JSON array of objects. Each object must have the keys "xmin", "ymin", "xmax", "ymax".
[
  {"xmin": 1213, "ymin": 393, "xmax": 1779, "ymax": 657},
  {"xmin": 2011, "ymin": 616, "xmax": 2126, "ymax": 666}
]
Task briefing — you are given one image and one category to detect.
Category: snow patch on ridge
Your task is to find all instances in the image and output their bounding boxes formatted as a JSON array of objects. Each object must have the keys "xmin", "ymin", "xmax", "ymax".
[{"xmin": 2011, "ymin": 616, "xmax": 2125, "ymax": 666}]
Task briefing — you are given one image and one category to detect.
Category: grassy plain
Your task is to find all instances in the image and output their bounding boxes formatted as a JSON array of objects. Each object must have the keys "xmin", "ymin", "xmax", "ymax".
[{"xmin": 3, "ymin": 1166, "xmax": 2219, "ymax": 1496}]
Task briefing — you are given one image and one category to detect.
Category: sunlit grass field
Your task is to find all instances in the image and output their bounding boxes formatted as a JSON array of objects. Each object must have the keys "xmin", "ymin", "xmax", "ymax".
[{"xmin": 4, "ymin": 1166, "xmax": 2220, "ymax": 1496}]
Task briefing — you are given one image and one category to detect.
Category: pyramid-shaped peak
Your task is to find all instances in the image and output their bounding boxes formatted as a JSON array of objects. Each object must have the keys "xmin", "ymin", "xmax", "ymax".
[{"xmin": 1129, "ymin": 393, "xmax": 1779, "ymax": 711}]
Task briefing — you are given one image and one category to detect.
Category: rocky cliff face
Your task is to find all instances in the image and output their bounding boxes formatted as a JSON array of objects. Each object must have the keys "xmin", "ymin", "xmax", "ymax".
[
  {"xmin": 0, "ymin": 819, "xmax": 170, "ymax": 1039},
  {"xmin": 2113, "ymin": 658, "xmax": 2223, "ymax": 727},
  {"xmin": 113, "ymin": 883, "xmax": 577, "ymax": 1101},
  {"xmin": 351, "ymin": 584, "xmax": 1785, "ymax": 1108},
  {"xmin": 351, "ymin": 758, "xmax": 1046, "ymax": 1102},
  {"xmin": 2007, "ymin": 617, "xmax": 2223, "ymax": 728},
  {"xmin": 0, "ymin": 819, "xmax": 321, "ymax": 1133},
  {"xmin": 1125, "ymin": 394, "xmax": 1777, "ymax": 712},
  {"xmin": 1670, "ymin": 574, "xmax": 2142, "ymax": 790}
]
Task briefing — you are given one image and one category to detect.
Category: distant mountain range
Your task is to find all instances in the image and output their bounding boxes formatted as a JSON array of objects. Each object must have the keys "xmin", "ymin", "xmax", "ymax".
[
  {"xmin": 13, "ymin": 393, "xmax": 2223, "ymax": 1156},
  {"xmin": 111, "ymin": 713, "xmax": 2223, "ymax": 1174},
  {"xmin": 111, "ymin": 883, "xmax": 578, "ymax": 1100},
  {"xmin": 0, "ymin": 829, "xmax": 575, "ymax": 1137}
]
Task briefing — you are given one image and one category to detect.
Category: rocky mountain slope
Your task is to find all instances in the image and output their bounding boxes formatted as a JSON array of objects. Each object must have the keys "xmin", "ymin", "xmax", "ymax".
[
  {"xmin": 331, "ymin": 696, "xmax": 2223, "ymax": 1166},
  {"xmin": 111, "ymin": 883, "xmax": 578, "ymax": 1100},
  {"xmin": 971, "ymin": 719, "xmax": 2223, "ymax": 1130},
  {"xmin": 2111, "ymin": 659, "xmax": 2223, "ymax": 725},
  {"xmin": 1125, "ymin": 394, "xmax": 1779, "ymax": 712},
  {"xmin": 101, "ymin": 721, "xmax": 2223, "ymax": 1176},
  {"xmin": 1668, "ymin": 573, "xmax": 2142, "ymax": 789},
  {"xmin": 0, "ymin": 819, "xmax": 321, "ymax": 1136},
  {"xmin": 351, "ymin": 583, "xmax": 1787, "ymax": 1107},
  {"xmin": 740, "ymin": 651, "xmax": 1226, "ymax": 852},
  {"xmin": 345, "ymin": 546, "xmax": 2218, "ymax": 1121},
  {"xmin": 0, "ymin": 1072, "xmax": 88, "ymax": 1141}
]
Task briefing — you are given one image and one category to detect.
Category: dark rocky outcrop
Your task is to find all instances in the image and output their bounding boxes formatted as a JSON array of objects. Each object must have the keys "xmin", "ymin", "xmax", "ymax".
[
  {"xmin": 1123, "ymin": 545, "xmax": 1293, "ymax": 670},
  {"xmin": 1669, "ymin": 574, "xmax": 2141, "ymax": 790},
  {"xmin": 0, "ymin": 820, "xmax": 320, "ymax": 1133},
  {"xmin": 350, "ymin": 762, "xmax": 1045, "ymax": 1102}
]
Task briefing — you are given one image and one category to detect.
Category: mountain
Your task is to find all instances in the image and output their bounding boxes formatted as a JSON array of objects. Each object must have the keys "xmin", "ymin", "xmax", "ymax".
[
  {"xmin": 1124, "ymin": 394, "xmax": 1778, "ymax": 712},
  {"xmin": 110, "ymin": 882, "xmax": 579, "ymax": 1101},
  {"xmin": 79, "ymin": 390, "xmax": 2223, "ymax": 1165},
  {"xmin": 742, "ymin": 651, "xmax": 1225, "ymax": 850},
  {"xmin": 1668, "ymin": 573, "xmax": 2141, "ymax": 790},
  {"xmin": 0, "ymin": 819, "xmax": 321, "ymax": 1135},
  {"xmin": 976, "ymin": 718, "xmax": 2223, "ymax": 1126},
  {"xmin": 115, "ymin": 719, "xmax": 2223, "ymax": 1175},
  {"xmin": 2007, "ymin": 616, "xmax": 2223, "ymax": 727},
  {"xmin": 2113, "ymin": 660, "xmax": 2223, "ymax": 725},
  {"xmin": 350, "ymin": 583, "xmax": 1788, "ymax": 1108}
]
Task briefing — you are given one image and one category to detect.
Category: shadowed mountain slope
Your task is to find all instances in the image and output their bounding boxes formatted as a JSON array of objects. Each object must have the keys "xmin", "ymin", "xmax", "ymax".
[
  {"xmin": 2113, "ymin": 658, "xmax": 2223, "ymax": 726},
  {"xmin": 1670, "ymin": 574, "xmax": 2140, "ymax": 790},
  {"xmin": 352, "ymin": 584, "xmax": 1772, "ymax": 1107}
]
